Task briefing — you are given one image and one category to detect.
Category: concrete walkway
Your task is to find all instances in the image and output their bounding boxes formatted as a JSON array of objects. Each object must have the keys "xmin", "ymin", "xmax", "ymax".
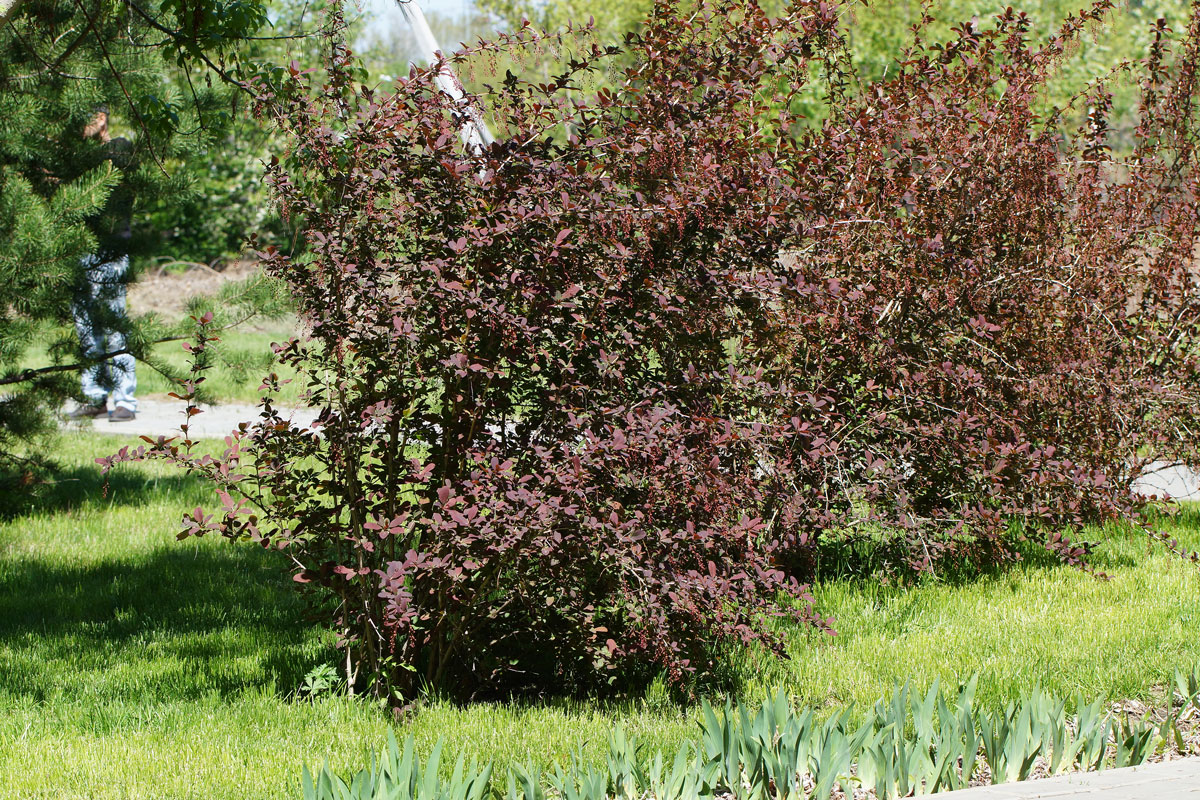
[
  {"xmin": 1132, "ymin": 461, "xmax": 1200, "ymax": 501},
  {"xmin": 935, "ymin": 758, "xmax": 1200, "ymax": 798},
  {"xmin": 65, "ymin": 400, "xmax": 1200, "ymax": 502},
  {"xmin": 62, "ymin": 396, "xmax": 311, "ymax": 441}
]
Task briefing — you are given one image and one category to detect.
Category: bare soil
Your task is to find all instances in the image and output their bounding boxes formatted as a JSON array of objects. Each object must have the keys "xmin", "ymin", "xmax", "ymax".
[{"xmin": 127, "ymin": 259, "xmax": 261, "ymax": 317}]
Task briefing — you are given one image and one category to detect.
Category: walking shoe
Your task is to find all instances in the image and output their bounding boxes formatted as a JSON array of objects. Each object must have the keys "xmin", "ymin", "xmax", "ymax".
[
  {"xmin": 65, "ymin": 403, "xmax": 107, "ymax": 420},
  {"xmin": 108, "ymin": 407, "xmax": 136, "ymax": 422}
]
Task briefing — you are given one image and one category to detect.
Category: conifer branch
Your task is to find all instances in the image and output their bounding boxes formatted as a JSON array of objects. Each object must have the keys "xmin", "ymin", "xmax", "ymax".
[
  {"xmin": 0, "ymin": 305, "xmax": 274, "ymax": 388},
  {"xmin": 122, "ymin": 0, "xmax": 251, "ymax": 96},
  {"xmin": 70, "ymin": 0, "xmax": 170, "ymax": 176},
  {"xmin": 0, "ymin": 350, "xmax": 133, "ymax": 387}
]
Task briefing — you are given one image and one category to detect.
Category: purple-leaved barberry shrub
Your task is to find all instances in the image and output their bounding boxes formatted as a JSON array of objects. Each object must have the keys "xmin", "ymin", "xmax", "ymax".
[{"xmin": 103, "ymin": 0, "xmax": 1200, "ymax": 698}]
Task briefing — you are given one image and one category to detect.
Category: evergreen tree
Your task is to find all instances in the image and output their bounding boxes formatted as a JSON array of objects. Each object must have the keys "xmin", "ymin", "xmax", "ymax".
[{"xmin": 0, "ymin": 0, "xmax": 304, "ymax": 476}]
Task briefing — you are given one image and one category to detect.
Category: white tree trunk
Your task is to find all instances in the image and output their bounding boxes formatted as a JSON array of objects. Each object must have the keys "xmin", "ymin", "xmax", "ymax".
[
  {"xmin": 393, "ymin": 0, "xmax": 494, "ymax": 152},
  {"xmin": 1, "ymin": 0, "xmax": 26, "ymax": 25}
]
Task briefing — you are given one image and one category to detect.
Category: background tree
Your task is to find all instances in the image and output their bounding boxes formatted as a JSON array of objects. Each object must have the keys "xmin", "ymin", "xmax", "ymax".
[
  {"xmin": 0, "ymin": 0, "xmax": 327, "ymax": 477},
  {"xmin": 473, "ymin": 0, "xmax": 1193, "ymax": 141},
  {"xmin": 143, "ymin": 0, "xmax": 346, "ymax": 265}
]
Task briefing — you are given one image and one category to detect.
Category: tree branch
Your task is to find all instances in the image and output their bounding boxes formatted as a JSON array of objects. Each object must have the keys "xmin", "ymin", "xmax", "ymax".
[
  {"xmin": 70, "ymin": 0, "xmax": 171, "ymax": 176},
  {"xmin": 0, "ymin": 306, "xmax": 272, "ymax": 388},
  {"xmin": 0, "ymin": 349, "xmax": 132, "ymax": 387},
  {"xmin": 122, "ymin": 0, "xmax": 253, "ymax": 96},
  {"xmin": 0, "ymin": 0, "xmax": 26, "ymax": 26}
]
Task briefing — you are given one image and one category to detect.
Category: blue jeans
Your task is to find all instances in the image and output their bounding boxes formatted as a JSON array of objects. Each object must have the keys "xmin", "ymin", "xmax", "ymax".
[{"xmin": 72, "ymin": 254, "xmax": 137, "ymax": 412}]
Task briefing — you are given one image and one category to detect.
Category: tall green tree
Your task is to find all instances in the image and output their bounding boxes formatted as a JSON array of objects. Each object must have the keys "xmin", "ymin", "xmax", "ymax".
[
  {"xmin": 0, "ymin": 0, "xmax": 294, "ymax": 475},
  {"xmin": 143, "ymin": 0, "xmax": 339, "ymax": 264},
  {"xmin": 476, "ymin": 0, "xmax": 1193, "ymax": 129}
]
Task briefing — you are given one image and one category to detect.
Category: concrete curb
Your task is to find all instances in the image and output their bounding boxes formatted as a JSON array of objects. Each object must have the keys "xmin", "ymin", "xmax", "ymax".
[{"xmin": 931, "ymin": 757, "xmax": 1200, "ymax": 798}]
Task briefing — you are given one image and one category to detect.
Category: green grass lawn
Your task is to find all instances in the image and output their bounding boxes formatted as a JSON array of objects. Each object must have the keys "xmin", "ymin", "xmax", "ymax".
[
  {"xmin": 20, "ymin": 318, "xmax": 306, "ymax": 407},
  {"xmin": 2, "ymin": 433, "xmax": 1199, "ymax": 799},
  {"xmin": 138, "ymin": 321, "xmax": 307, "ymax": 406}
]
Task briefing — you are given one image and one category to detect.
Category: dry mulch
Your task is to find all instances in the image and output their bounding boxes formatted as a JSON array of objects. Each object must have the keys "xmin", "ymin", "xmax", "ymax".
[{"xmin": 127, "ymin": 258, "xmax": 261, "ymax": 318}]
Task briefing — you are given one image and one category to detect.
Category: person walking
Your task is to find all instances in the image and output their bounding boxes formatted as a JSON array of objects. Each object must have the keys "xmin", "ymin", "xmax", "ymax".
[{"xmin": 64, "ymin": 108, "xmax": 138, "ymax": 422}]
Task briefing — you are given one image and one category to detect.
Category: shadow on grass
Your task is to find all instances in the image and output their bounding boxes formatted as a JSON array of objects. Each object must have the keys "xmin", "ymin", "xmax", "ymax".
[
  {"xmin": 791, "ymin": 530, "xmax": 1069, "ymax": 589},
  {"xmin": 0, "ymin": 542, "xmax": 331, "ymax": 703},
  {"xmin": 0, "ymin": 460, "xmax": 205, "ymax": 521}
]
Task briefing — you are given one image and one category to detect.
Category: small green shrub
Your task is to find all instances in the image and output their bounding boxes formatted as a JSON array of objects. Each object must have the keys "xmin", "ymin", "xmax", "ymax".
[{"xmin": 300, "ymin": 663, "xmax": 345, "ymax": 700}]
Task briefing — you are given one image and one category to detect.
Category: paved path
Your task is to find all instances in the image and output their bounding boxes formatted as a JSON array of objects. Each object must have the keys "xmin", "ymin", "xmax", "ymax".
[
  {"xmin": 63, "ymin": 400, "xmax": 1200, "ymax": 502},
  {"xmin": 934, "ymin": 758, "xmax": 1200, "ymax": 798},
  {"xmin": 1132, "ymin": 461, "xmax": 1200, "ymax": 500},
  {"xmin": 62, "ymin": 397, "xmax": 311, "ymax": 441}
]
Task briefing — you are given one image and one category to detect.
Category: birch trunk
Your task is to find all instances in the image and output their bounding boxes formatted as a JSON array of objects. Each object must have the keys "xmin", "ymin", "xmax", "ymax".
[
  {"xmin": 1, "ymin": 0, "xmax": 25, "ymax": 25},
  {"xmin": 393, "ymin": 0, "xmax": 494, "ymax": 151}
]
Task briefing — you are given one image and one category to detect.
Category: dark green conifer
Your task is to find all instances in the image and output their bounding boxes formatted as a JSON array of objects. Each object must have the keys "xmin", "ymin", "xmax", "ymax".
[{"xmin": 0, "ymin": 0, "xmax": 271, "ymax": 474}]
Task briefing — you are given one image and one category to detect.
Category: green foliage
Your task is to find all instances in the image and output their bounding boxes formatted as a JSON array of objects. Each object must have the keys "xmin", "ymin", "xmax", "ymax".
[
  {"xmin": 149, "ymin": 273, "xmax": 295, "ymax": 403},
  {"xmin": 475, "ymin": 0, "xmax": 645, "ymax": 44},
  {"xmin": 476, "ymin": 0, "xmax": 1192, "ymax": 142},
  {"xmin": 143, "ymin": 0, "xmax": 339, "ymax": 264},
  {"xmin": 144, "ymin": 129, "xmax": 289, "ymax": 263},
  {"xmin": 302, "ymin": 734, "xmax": 494, "ymax": 800},
  {"xmin": 0, "ymin": 0, "xmax": 313, "ymax": 476},
  {"xmin": 300, "ymin": 662, "xmax": 345, "ymax": 699},
  {"xmin": 304, "ymin": 670, "xmax": 1200, "ymax": 800}
]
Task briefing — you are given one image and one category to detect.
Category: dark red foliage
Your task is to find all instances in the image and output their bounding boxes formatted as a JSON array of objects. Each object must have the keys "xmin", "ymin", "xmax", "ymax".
[{"xmin": 105, "ymin": 0, "xmax": 1200, "ymax": 697}]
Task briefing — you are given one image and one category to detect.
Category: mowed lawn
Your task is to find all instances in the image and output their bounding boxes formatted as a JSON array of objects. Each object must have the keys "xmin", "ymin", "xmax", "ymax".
[
  {"xmin": 18, "ymin": 319, "xmax": 307, "ymax": 407},
  {"xmin": 2, "ymin": 433, "xmax": 1200, "ymax": 799}
]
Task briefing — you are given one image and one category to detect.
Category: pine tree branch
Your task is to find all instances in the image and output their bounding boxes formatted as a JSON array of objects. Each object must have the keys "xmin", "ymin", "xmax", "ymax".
[
  {"xmin": 121, "ymin": 0, "xmax": 252, "ymax": 96},
  {"xmin": 69, "ymin": 0, "xmax": 170, "ymax": 176},
  {"xmin": 4, "ymin": 21, "xmax": 97, "ymax": 82},
  {"xmin": 0, "ymin": 350, "xmax": 133, "ymax": 387},
  {"xmin": 181, "ymin": 58, "xmax": 207, "ymax": 132},
  {"xmin": 47, "ymin": 26, "xmax": 91, "ymax": 72},
  {"xmin": 0, "ymin": 308, "xmax": 273, "ymax": 387}
]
